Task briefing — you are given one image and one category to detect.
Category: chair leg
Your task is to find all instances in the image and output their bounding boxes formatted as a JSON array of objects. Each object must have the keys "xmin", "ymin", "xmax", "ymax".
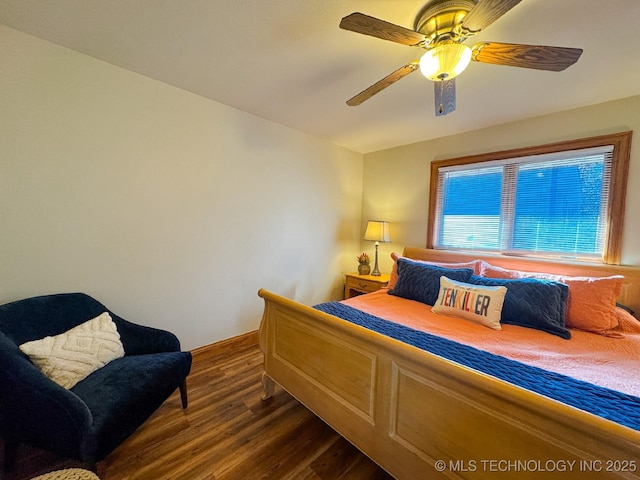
[
  {"xmin": 179, "ymin": 379, "xmax": 188, "ymax": 409},
  {"xmin": 4, "ymin": 439, "xmax": 18, "ymax": 474}
]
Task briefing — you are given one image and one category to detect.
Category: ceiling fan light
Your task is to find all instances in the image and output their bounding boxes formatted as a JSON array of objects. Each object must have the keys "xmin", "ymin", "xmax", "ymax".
[{"xmin": 419, "ymin": 43, "xmax": 472, "ymax": 81}]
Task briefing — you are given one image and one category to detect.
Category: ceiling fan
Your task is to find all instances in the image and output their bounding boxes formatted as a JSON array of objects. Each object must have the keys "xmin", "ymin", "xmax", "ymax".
[{"xmin": 340, "ymin": 0, "xmax": 583, "ymax": 116}]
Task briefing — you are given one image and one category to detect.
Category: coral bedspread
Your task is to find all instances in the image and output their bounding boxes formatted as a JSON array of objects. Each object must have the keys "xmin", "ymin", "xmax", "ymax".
[{"xmin": 342, "ymin": 289, "xmax": 640, "ymax": 397}]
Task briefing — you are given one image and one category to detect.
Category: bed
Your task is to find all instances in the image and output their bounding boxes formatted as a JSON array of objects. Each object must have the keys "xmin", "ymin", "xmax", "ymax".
[{"xmin": 258, "ymin": 247, "xmax": 640, "ymax": 479}]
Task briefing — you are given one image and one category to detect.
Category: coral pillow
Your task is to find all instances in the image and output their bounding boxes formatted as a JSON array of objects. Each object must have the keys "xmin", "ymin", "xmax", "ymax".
[
  {"xmin": 389, "ymin": 252, "xmax": 480, "ymax": 288},
  {"xmin": 615, "ymin": 307, "xmax": 640, "ymax": 335},
  {"xmin": 478, "ymin": 261, "xmax": 623, "ymax": 335},
  {"xmin": 19, "ymin": 312, "xmax": 125, "ymax": 389},
  {"xmin": 432, "ymin": 276, "xmax": 507, "ymax": 330},
  {"xmin": 560, "ymin": 275, "xmax": 623, "ymax": 334},
  {"xmin": 478, "ymin": 261, "xmax": 521, "ymax": 279}
]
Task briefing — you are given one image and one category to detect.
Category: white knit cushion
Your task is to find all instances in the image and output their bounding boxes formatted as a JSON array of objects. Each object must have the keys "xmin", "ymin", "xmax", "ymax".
[
  {"xmin": 31, "ymin": 468, "xmax": 100, "ymax": 480},
  {"xmin": 20, "ymin": 312, "xmax": 124, "ymax": 389}
]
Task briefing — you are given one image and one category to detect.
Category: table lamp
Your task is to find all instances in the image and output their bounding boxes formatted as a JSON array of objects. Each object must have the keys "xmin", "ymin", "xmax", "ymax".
[{"xmin": 364, "ymin": 221, "xmax": 390, "ymax": 276}]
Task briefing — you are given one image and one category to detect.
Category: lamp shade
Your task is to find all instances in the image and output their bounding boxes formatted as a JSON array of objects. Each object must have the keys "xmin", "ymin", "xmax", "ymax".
[
  {"xmin": 419, "ymin": 43, "xmax": 472, "ymax": 81},
  {"xmin": 364, "ymin": 221, "xmax": 391, "ymax": 243}
]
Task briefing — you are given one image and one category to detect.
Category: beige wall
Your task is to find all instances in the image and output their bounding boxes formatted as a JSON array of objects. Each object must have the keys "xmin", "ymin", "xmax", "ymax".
[
  {"xmin": 362, "ymin": 96, "xmax": 640, "ymax": 273},
  {"xmin": 0, "ymin": 26, "xmax": 364, "ymax": 350},
  {"xmin": 5, "ymin": 24, "xmax": 639, "ymax": 351}
]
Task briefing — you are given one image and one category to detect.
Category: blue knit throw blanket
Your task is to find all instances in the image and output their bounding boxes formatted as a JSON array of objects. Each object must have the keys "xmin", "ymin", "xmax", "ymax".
[{"xmin": 314, "ymin": 301, "xmax": 640, "ymax": 431}]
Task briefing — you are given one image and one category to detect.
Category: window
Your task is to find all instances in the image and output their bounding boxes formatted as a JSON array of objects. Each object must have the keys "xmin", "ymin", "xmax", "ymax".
[{"xmin": 427, "ymin": 132, "xmax": 632, "ymax": 264}]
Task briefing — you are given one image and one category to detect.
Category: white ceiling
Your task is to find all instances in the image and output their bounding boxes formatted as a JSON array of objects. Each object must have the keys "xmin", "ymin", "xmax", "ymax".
[{"xmin": 2, "ymin": 0, "xmax": 640, "ymax": 153}]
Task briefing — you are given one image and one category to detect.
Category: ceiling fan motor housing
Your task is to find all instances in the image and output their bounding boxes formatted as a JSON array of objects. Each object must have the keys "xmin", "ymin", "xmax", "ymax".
[{"xmin": 415, "ymin": 0, "xmax": 478, "ymax": 46}]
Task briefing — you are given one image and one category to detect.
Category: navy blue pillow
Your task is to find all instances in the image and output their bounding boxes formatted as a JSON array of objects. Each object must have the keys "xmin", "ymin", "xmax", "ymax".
[
  {"xmin": 469, "ymin": 275, "xmax": 570, "ymax": 339},
  {"xmin": 389, "ymin": 258, "xmax": 474, "ymax": 306}
]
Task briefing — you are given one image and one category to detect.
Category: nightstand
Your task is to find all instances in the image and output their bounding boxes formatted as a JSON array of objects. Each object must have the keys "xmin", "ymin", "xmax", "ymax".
[{"xmin": 344, "ymin": 273, "xmax": 390, "ymax": 299}]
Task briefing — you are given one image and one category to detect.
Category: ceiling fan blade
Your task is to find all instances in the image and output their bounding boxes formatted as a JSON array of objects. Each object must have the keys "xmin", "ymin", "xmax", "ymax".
[
  {"xmin": 340, "ymin": 12, "xmax": 425, "ymax": 46},
  {"xmin": 461, "ymin": 0, "xmax": 523, "ymax": 34},
  {"xmin": 434, "ymin": 79, "xmax": 456, "ymax": 116},
  {"xmin": 346, "ymin": 62, "xmax": 419, "ymax": 106},
  {"xmin": 472, "ymin": 42, "xmax": 583, "ymax": 71}
]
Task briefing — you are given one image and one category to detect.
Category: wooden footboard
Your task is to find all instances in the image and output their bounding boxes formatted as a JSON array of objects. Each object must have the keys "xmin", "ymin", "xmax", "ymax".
[{"xmin": 258, "ymin": 289, "xmax": 640, "ymax": 480}]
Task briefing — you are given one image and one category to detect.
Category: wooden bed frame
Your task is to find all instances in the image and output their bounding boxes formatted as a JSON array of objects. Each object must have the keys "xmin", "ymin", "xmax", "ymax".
[{"xmin": 258, "ymin": 247, "xmax": 640, "ymax": 479}]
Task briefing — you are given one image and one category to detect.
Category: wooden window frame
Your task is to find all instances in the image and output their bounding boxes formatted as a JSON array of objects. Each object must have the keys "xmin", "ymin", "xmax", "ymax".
[{"xmin": 427, "ymin": 131, "xmax": 633, "ymax": 265}]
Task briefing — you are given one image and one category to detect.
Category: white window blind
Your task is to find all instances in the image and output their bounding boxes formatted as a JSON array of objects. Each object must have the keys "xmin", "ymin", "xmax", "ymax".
[{"xmin": 433, "ymin": 145, "xmax": 614, "ymax": 260}]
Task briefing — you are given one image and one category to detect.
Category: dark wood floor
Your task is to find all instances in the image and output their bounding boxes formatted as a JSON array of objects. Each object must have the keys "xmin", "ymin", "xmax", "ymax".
[{"xmin": 1, "ymin": 337, "xmax": 393, "ymax": 480}]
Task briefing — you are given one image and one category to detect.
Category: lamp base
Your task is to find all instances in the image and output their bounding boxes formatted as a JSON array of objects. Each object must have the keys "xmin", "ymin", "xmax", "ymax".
[{"xmin": 371, "ymin": 243, "xmax": 381, "ymax": 276}]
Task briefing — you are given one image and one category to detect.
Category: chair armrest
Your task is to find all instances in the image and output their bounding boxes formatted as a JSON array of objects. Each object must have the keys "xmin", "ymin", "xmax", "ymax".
[
  {"xmin": 0, "ymin": 335, "xmax": 92, "ymax": 457},
  {"xmin": 110, "ymin": 314, "xmax": 181, "ymax": 355}
]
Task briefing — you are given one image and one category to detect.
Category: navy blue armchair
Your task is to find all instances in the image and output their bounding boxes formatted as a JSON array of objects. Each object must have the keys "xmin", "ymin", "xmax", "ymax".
[{"xmin": 0, "ymin": 293, "xmax": 192, "ymax": 471}]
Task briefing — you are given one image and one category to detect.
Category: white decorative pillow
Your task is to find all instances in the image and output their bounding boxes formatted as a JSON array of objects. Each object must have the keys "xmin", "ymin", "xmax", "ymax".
[
  {"xmin": 19, "ymin": 312, "xmax": 125, "ymax": 389},
  {"xmin": 432, "ymin": 276, "xmax": 507, "ymax": 330}
]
